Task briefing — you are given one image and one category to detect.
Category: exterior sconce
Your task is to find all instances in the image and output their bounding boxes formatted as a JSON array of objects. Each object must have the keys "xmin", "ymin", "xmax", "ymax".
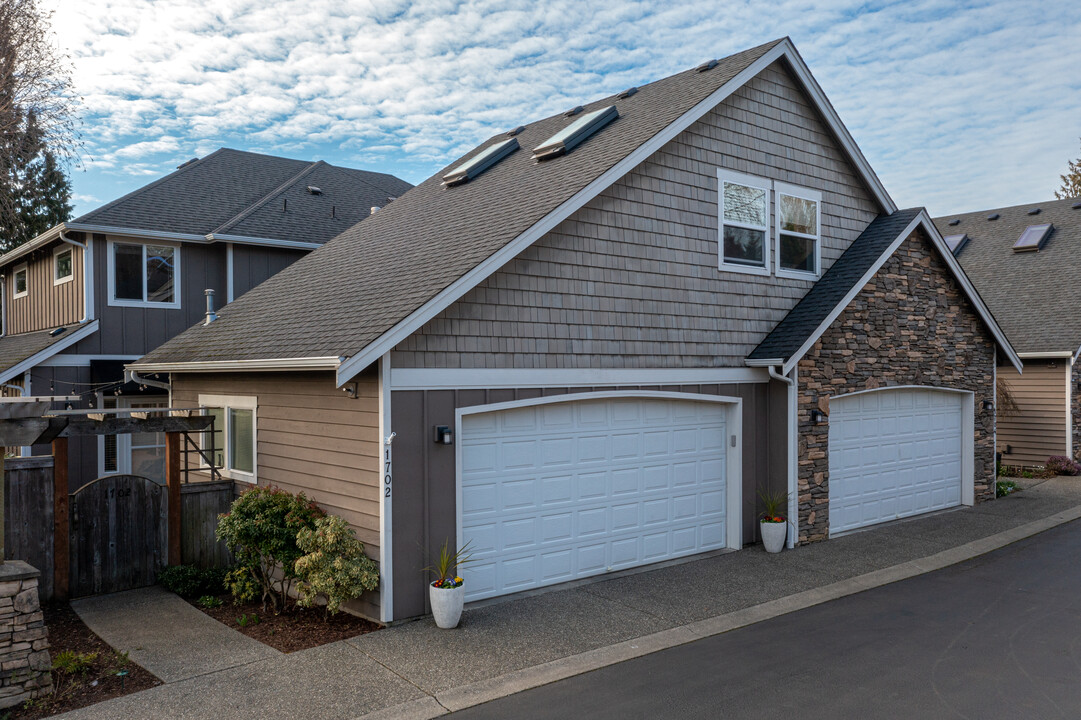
[
  {"xmin": 434, "ymin": 425, "xmax": 454, "ymax": 445},
  {"xmin": 809, "ymin": 409, "xmax": 827, "ymax": 424},
  {"xmin": 982, "ymin": 400, "xmax": 994, "ymax": 412}
]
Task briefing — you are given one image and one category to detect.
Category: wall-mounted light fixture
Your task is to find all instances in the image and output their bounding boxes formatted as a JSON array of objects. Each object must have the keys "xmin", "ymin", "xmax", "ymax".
[
  {"xmin": 982, "ymin": 400, "xmax": 994, "ymax": 412},
  {"xmin": 1004, "ymin": 444, "xmax": 1012, "ymax": 455},
  {"xmin": 434, "ymin": 425, "xmax": 453, "ymax": 445},
  {"xmin": 809, "ymin": 409, "xmax": 827, "ymax": 424}
]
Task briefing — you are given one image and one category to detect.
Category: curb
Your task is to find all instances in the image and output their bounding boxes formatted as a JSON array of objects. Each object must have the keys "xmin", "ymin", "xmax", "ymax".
[{"xmin": 353, "ymin": 503, "xmax": 1081, "ymax": 719}]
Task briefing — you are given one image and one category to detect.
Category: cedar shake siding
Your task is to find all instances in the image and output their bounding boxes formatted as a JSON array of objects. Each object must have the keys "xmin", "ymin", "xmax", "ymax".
[
  {"xmin": 796, "ymin": 230, "xmax": 997, "ymax": 543},
  {"xmin": 393, "ymin": 60, "xmax": 880, "ymax": 370},
  {"xmin": 996, "ymin": 359, "xmax": 1070, "ymax": 466},
  {"xmin": 6, "ymin": 240, "xmax": 84, "ymax": 334},
  {"xmin": 170, "ymin": 370, "xmax": 382, "ymax": 617}
]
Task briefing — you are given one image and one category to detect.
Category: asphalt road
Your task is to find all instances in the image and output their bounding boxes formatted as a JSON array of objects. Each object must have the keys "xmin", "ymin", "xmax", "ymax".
[{"xmin": 450, "ymin": 519, "xmax": 1081, "ymax": 720}]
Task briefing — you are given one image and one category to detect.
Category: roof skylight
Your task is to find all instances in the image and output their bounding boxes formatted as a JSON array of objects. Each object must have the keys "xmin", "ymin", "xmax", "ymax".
[
  {"xmin": 442, "ymin": 138, "xmax": 519, "ymax": 187},
  {"xmin": 943, "ymin": 233, "xmax": 969, "ymax": 256},
  {"xmin": 1012, "ymin": 223, "xmax": 1053, "ymax": 253},
  {"xmin": 533, "ymin": 105, "xmax": 619, "ymax": 161}
]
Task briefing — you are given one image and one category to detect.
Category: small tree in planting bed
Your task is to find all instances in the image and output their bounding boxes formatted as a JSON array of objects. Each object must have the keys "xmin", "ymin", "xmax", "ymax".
[{"xmin": 295, "ymin": 516, "xmax": 380, "ymax": 615}]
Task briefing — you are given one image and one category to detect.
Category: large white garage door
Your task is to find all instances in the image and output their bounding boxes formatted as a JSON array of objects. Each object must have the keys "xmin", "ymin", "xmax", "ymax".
[
  {"xmin": 460, "ymin": 396, "xmax": 732, "ymax": 601},
  {"xmin": 829, "ymin": 388, "xmax": 965, "ymax": 534}
]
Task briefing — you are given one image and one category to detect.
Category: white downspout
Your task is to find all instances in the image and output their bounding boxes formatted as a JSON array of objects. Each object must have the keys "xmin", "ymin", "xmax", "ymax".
[
  {"xmin": 1, "ymin": 275, "xmax": 6, "ymax": 338},
  {"xmin": 60, "ymin": 232, "xmax": 93, "ymax": 324},
  {"xmin": 768, "ymin": 364, "xmax": 799, "ymax": 549}
]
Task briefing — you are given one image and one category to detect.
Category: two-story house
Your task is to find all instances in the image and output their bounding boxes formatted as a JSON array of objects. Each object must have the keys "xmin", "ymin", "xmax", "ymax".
[
  {"xmin": 0, "ymin": 148, "xmax": 411, "ymax": 487},
  {"xmin": 131, "ymin": 39, "xmax": 1020, "ymax": 623}
]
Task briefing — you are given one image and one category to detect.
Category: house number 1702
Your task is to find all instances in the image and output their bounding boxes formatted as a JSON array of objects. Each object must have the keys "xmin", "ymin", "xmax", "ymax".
[{"xmin": 384, "ymin": 445, "xmax": 392, "ymax": 498}]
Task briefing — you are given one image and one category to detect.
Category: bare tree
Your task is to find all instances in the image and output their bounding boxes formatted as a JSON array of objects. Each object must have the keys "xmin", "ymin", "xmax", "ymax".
[{"xmin": 1056, "ymin": 138, "xmax": 1081, "ymax": 200}]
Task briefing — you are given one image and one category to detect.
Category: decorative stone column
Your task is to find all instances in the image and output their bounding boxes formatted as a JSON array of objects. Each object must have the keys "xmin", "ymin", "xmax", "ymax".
[{"xmin": 0, "ymin": 561, "xmax": 51, "ymax": 709}]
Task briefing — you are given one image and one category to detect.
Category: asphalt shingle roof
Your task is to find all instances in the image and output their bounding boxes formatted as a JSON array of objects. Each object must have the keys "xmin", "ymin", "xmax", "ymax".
[
  {"xmin": 136, "ymin": 39, "xmax": 786, "ymax": 368},
  {"xmin": 0, "ymin": 324, "xmax": 84, "ymax": 376},
  {"xmin": 77, "ymin": 149, "xmax": 412, "ymax": 245},
  {"xmin": 747, "ymin": 208, "xmax": 924, "ymax": 362},
  {"xmin": 933, "ymin": 197, "xmax": 1081, "ymax": 354}
]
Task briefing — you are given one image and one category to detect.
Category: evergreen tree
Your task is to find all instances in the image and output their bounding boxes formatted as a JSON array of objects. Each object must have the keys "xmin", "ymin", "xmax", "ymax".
[{"xmin": 1056, "ymin": 139, "xmax": 1081, "ymax": 200}]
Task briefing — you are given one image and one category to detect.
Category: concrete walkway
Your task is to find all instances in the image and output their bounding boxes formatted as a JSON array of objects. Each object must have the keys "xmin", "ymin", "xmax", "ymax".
[{"xmin": 54, "ymin": 476, "xmax": 1081, "ymax": 720}]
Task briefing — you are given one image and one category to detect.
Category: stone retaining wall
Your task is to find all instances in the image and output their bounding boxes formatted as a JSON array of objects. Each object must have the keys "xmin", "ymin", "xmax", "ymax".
[{"xmin": 0, "ymin": 561, "xmax": 51, "ymax": 709}]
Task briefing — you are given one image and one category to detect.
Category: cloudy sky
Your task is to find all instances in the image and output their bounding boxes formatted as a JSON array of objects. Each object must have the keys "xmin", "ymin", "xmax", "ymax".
[{"xmin": 51, "ymin": 0, "xmax": 1081, "ymax": 218}]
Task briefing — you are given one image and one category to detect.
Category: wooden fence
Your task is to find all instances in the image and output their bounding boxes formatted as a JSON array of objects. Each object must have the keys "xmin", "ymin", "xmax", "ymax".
[
  {"xmin": 180, "ymin": 480, "xmax": 233, "ymax": 568},
  {"xmin": 3, "ymin": 456, "xmax": 54, "ymax": 599}
]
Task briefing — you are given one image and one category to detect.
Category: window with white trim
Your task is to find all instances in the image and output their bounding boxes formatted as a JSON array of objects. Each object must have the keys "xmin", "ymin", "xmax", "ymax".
[
  {"xmin": 718, "ymin": 169, "xmax": 771, "ymax": 275},
  {"xmin": 54, "ymin": 246, "xmax": 73, "ymax": 285},
  {"xmin": 199, "ymin": 395, "xmax": 256, "ymax": 482},
  {"xmin": 98, "ymin": 397, "xmax": 168, "ymax": 482},
  {"xmin": 12, "ymin": 264, "xmax": 27, "ymax": 298},
  {"xmin": 109, "ymin": 240, "xmax": 180, "ymax": 307},
  {"xmin": 775, "ymin": 182, "xmax": 822, "ymax": 278}
]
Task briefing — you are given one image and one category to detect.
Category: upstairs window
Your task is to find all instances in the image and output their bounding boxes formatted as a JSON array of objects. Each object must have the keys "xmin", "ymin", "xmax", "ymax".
[
  {"xmin": 109, "ymin": 241, "xmax": 180, "ymax": 308},
  {"xmin": 718, "ymin": 169, "xmax": 771, "ymax": 275},
  {"xmin": 776, "ymin": 183, "xmax": 821, "ymax": 278},
  {"xmin": 12, "ymin": 264, "xmax": 27, "ymax": 298},
  {"xmin": 54, "ymin": 246, "xmax": 73, "ymax": 285}
]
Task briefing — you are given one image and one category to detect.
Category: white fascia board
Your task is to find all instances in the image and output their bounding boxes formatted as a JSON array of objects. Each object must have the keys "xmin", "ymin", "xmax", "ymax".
[
  {"xmin": 205, "ymin": 233, "xmax": 322, "ymax": 251},
  {"xmin": 389, "ymin": 367, "xmax": 770, "ymax": 390},
  {"xmin": 65, "ymin": 223, "xmax": 208, "ymax": 243},
  {"xmin": 0, "ymin": 320, "xmax": 100, "ymax": 385},
  {"xmin": 129, "ymin": 356, "xmax": 342, "ymax": 374},
  {"xmin": 0, "ymin": 224, "xmax": 64, "ymax": 267},
  {"xmin": 744, "ymin": 358, "xmax": 785, "ymax": 367},
  {"xmin": 1018, "ymin": 351, "xmax": 1074, "ymax": 359}
]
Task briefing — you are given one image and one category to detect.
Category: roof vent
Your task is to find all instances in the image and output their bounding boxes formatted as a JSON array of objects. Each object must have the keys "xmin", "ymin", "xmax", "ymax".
[
  {"xmin": 49, "ymin": 326, "xmax": 66, "ymax": 337},
  {"xmin": 204, "ymin": 289, "xmax": 217, "ymax": 325},
  {"xmin": 1073, "ymin": 201, "xmax": 1081, "ymax": 209},
  {"xmin": 696, "ymin": 59, "xmax": 718, "ymax": 72},
  {"xmin": 442, "ymin": 138, "xmax": 520, "ymax": 187},
  {"xmin": 948, "ymin": 219, "xmax": 960, "ymax": 226},
  {"xmin": 619, "ymin": 87, "xmax": 638, "ymax": 99},
  {"xmin": 987, "ymin": 213, "xmax": 1000, "ymax": 221},
  {"xmin": 506, "ymin": 126, "xmax": 525, "ymax": 137},
  {"xmin": 943, "ymin": 233, "xmax": 969, "ymax": 256},
  {"xmin": 306, "ymin": 185, "xmax": 322, "ymax": 195},
  {"xmin": 564, "ymin": 105, "xmax": 584, "ymax": 117},
  {"xmin": 176, "ymin": 158, "xmax": 198, "ymax": 170},
  {"xmin": 370, "ymin": 206, "xmax": 380, "ymax": 215},
  {"xmin": 1027, "ymin": 207, "xmax": 1041, "ymax": 215},
  {"xmin": 1012, "ymin": 223, "xmax": 1053, "ymax": 253},
  {"xmin": 533, "ymin": 105, "xmax": 619, "ymax": 161}
]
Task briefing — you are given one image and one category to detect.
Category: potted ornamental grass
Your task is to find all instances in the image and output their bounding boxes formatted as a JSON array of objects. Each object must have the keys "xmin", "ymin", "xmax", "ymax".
[
  {"xmin": 425, "ymin": 539, "xmax": 474, "ymax": 629},
  {"xmin": 758, "ymin": 488, "xmax": 790, "ymax": 554}
]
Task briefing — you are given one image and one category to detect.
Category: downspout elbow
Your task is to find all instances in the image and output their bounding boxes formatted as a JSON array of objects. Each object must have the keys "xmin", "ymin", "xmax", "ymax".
[
  {"xmin": 124, "ymin": 369, "xmax": 170, "ymax": 391},
  {"xmin": 768, "ymin": 364, "xmax": 794, "ymax": 385}
]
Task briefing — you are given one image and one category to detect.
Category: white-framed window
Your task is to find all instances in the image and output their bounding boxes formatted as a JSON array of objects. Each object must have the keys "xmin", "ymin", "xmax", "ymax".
[
  {"xmin": 198, "ymin": 394, "xmax": 257, "ymax": 482},
  {"xmin": 53, "ymin": 245, "xmax": 74, "ymax": 285},
  {"xmin": 98, "ymin": 397, "xmax": 168, "ymax": 483},
  {"xmin": 775, "ymin": 182, "xmax": 822, "ymax": 279},
  {"xmin": 12, "ymin": 264, "xmax": 28, "ymax": 299},
  {"xmin": 107, "ymin": 239, "xmax": 181, "ymax": 308},
  {"xmin": 718, "ymin": 169, "xmax": 771, "ymax": 276}
]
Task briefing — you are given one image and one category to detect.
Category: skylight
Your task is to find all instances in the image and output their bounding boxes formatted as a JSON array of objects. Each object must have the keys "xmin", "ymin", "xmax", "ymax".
[
  {"xmin": 943, "ymin": 233, "xmax": 968, "ymax": 256},
  {"xmin": 442, "ymin": 138, "xmax": 519, "ymax": 187},
  {"xmin": 533, "ymin": 105, "xmax": 619, "ymax": 161},
  {"xmin": 1012, "ymin": 223, "xmax": 1053, "ymax": 253}
]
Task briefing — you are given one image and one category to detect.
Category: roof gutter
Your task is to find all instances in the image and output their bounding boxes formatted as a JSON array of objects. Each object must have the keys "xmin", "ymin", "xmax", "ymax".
[
  {"xmin": 128, "ymin": 356, "xmax": 343, "ymax": 374},
  {"xmin": 124, "ymin": 369, "xmax": 170, "ymax": 391},
  {"xmin": 1018, "ymin": 351, "xmax": 1073, "ymax": 359},
  {"xmin": 204, "ymin": 233, "xmax": 321, "ymax": 250}
]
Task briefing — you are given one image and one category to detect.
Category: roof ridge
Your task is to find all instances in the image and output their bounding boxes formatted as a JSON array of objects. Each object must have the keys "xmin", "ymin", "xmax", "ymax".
[
  {"xmin": 210, "ymin": 160, "xmax": 325, "ymax": 236},
  {"xmin": 934, "ymin": 195, "xmax": 1081, "ymax": 220}
]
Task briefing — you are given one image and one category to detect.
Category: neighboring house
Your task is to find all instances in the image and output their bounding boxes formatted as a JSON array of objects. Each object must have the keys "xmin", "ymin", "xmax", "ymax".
[
  {"xmin": 131, "ymin": 38, "xmax": 1020, "ymax": 623},
  {"xmin": 934, "ymin": 197, "xmax": 1081, "ymax": 466},
  {"xmin": 0, "ymin": 148, "xmax": 411, "ymax": 487}
]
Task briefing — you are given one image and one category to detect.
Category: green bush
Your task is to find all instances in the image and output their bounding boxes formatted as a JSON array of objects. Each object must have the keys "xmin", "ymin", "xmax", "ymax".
[
  {"xmin": 295, "ymin": 515, "xmax": 380, "ymax": 615},
  {"xmin": 157, "ymin": 565, "xmax": 227, "ymax": 598},
  {"xmin": 52, "ymin": 650, "xmax": 97, "ymax": 675},
  {"xmin": 216, "ymin": 486, "xmax": 325, "ymax": 611},
  {"xmin": 996, "ymin": 479, "xmax": 1019, "ymax": 498}
]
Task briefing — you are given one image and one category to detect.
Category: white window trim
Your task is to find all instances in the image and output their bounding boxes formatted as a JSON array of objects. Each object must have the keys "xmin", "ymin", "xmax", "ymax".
[
  {"xmin": 97, "ymin": 395, "xmax": 169, "ymax": 477},
  {"xmin": 718, "ymin": 168, "xmax": 772, "ymax": 277},
  {"xmin": 106, "ymin": 238, "xmax": 182, "ymax": 309},
  {"xmin": 12, "ymin": 264, "xmax": 28, "ymax": 299},
  {"xmin": 198, "ymin": 393, "xmax": 257, "ymax": 483},
  {"xmin": 774, "ymin": 181, "xmax": 822, "ymax": 280},
  {"xmin": 53, "ymin": 245, "xmax": 74, "ymax": 286}
]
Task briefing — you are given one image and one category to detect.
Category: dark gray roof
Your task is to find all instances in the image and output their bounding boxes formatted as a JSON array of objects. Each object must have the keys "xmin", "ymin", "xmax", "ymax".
[
  {"xmin": 933, "ymin": 197, "xmax": 1081, "ymax": 354},
  {"xmin": 0, "ymin": 324, "xmax": 84, "ymax": 376},
  {"xmin": 136, "ymin": 39, "xmax": 787, "ymax": 367},
  {"xmin": 76, "ymin": 149, "xmax": 412, "ymax": 244},
  {"xmin": 748, "ymin": 208, "xmax": 924, "ymax": 362}
]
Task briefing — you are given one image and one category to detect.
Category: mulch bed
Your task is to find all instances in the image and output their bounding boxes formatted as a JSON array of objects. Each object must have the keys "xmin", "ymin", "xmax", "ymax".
[
  {"xmin": 187, "ymin": 594, "xmax": 382, "ymax": 653},
  {"xmin": 9, "ymin": 602, "xmax": 161, "ymax": 720}
]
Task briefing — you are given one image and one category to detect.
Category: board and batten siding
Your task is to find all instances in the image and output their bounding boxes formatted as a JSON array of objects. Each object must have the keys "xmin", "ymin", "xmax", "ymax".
[
  {"xmin": 998, "ymin": 359, "xmax": 1069, "ymax": 466},
  {"xmin": 5, "ymin": 240, "xmax": 84, "ymax": 334},
  {"xmin": 392, "ymin": 59, "xmax": 880, "ymax": 370},
  {"xmin": 230, "ymin": 244, "xmax": 306, "ymax": 301}
]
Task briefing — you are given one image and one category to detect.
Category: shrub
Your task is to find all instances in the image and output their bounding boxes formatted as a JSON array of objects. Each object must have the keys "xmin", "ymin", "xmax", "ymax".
[
  {"xmin": 997, "ymin": 479, "xmax": 1019, "ymax": 498},
  {"xmin": 197, "ymin": 595, "xmax": 223, "ymax": 609},
  {"xmin": 295, "ymin": 515, "xmax": 380, "ymax": 615},
  {"xmin": 52, "ymin": 650, "xmax": 97, "ymax": 675},
  {"xmin": 157, "ymin": 565, "xmax": 227, "ymax": 598},
  {"xmin": 216, "ymin": 486, "xmax": 325, "ymax": 611},
  {"xmin": 1046, "ymin": 456, "xmax": 1081, "ymax": 476}
]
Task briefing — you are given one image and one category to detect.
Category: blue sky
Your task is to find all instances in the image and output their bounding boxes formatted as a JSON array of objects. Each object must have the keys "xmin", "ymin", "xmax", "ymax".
[{"xmin": 52, "ymin": 0, "xmax": 1081, "ymax": 218}]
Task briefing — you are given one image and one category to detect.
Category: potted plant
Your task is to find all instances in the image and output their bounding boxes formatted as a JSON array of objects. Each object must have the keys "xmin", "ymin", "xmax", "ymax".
[
  {"xmin": 424, "ymin": 539, "xmax": 473, "ymax": 629},
  {"xmin": 758, "ymin": 488, "xmax": 789, "ymax": 553}
]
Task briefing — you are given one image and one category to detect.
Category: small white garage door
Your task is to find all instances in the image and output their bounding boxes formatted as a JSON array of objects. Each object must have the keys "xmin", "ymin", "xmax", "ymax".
[
  {"xmin": 460, "ymin": 396, "xmax": 733, "ymax": 601},
  {"xmin": 829, "ymin": 388, "xmax": 965, "ymax": 534}
]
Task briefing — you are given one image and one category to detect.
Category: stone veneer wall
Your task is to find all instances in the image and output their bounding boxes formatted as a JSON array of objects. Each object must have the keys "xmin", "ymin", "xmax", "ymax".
[
  {"xmin": 0, "ymin": 561, "xmax": 51, "ymax": 708},
  {"xmin": 795, "ymin": 230, "xmax": 997, "ymax": 544}
]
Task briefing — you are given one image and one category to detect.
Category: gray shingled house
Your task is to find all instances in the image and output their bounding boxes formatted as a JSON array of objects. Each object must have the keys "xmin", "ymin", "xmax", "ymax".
[
  {"xmin": 934, "ymin": 197, "xmax": 1081, "ymax": 466},
  {"xmin": 132, "ymin": 38, "xmax": 1021, "ymax": 623},
  {"xmin": 0, "ymin": 148, "xmax": 410, "ymax": 487}
]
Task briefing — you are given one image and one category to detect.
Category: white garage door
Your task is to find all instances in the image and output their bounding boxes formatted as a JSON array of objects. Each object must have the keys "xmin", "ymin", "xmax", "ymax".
[
  {"xmin": 460, "ymin": 396, "xmax": 732, "ymax": 601},
  {"xmin": 829, "ymin": 388, "xmax": 965, "ymax": 534}
]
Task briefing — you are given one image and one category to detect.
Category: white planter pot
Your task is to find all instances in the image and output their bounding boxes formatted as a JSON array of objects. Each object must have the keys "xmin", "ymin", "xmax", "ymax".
[
  {"xmin": 429, "ymin": 582, "xmax": 465, "ymax": 629},
  {"xmin": 760, "ymin": 520, "xmax": 788, "ymax": 553}
]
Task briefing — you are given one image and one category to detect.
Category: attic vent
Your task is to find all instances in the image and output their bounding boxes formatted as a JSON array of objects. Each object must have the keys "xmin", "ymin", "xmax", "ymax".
[
  {"xmin": 307, "ymin": 185, "xmax": 322, "ymax": 195},
  {"xmin": 1012, "ymin": 223, "xmax": 1053, "ymax": 253},
  {"xmin": 619, "ymin": 87, "xmax": 638, "ymax": 99},
  {"xmin": 533, "ymin": 105, "xmax": 619, "ymax": 161},
  {"xmin": 1073, "ymin": 201, "xmax": 1081, "ymax": 209},
  {"xmin": 506, "ymin": 126, "xmax": 525, "ymax": 137},
  {"xmin": 947, "ymin": 219, "xmax": 960, "ymax": 226},
  {"xmin": 943, "ymin": 233, "xmax": 969, "ymax": 256},
  {"xmin": 987, "ymin": 213, "xmax": 1000, "ymax": 221},
  {"xmin": 696, "ymin": 59, "xmax": 718, "ymax": 72},
  {"xmin": 176, "ymin": 158, "xmax": 198, "ymax": 170},
  {"xmin": 49, "ymin": 326, "xmax": 66, "ymax": 337},
  {"xmin": 1027, "ymin": 207, "xmax": 1041, "ymax": 215},
  {"xmin": 564, "ymin": 106, "xmax": 584, "ymax": 117},
  {"xmin": 442, "ymin": 138, "xmax": 519, "ymax": 187}
]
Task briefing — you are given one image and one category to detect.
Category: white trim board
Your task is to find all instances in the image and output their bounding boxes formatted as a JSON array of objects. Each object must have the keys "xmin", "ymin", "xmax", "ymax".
[
  {"xmin": 335, "ymin": 38, "xmax": 898, "ymax": 386},
  {"xmin": 389, "ymin": 367, "xmax": 770, "ymax": 390},
  {"xmin": 377, "ymin": 353, "xmax": 394, "ymax": 623},
  {"xmin": 130, "ymin": 356, "xmax": 341, "ymax": 373},
  {"xmin": 0, "ymin": 320, "xmax": 100, "ymax": 385}
]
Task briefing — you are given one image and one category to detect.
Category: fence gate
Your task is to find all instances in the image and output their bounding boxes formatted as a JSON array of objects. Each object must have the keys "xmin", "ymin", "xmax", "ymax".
[{"xmin": 69, "ymin": 475, "xmax": 167, "ymax": 598}]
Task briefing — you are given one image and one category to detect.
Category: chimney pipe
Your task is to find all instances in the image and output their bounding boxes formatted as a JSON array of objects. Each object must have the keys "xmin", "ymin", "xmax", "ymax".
[{"xmin": 204, "ymin": 288, "xmax": 218, "ymax": 325}]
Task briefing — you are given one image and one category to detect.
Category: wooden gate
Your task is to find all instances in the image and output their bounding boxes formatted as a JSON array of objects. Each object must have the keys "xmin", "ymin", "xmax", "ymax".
[{"xmin": 68, "ymin": 475, "xmax": 167, "ymax": 598}]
